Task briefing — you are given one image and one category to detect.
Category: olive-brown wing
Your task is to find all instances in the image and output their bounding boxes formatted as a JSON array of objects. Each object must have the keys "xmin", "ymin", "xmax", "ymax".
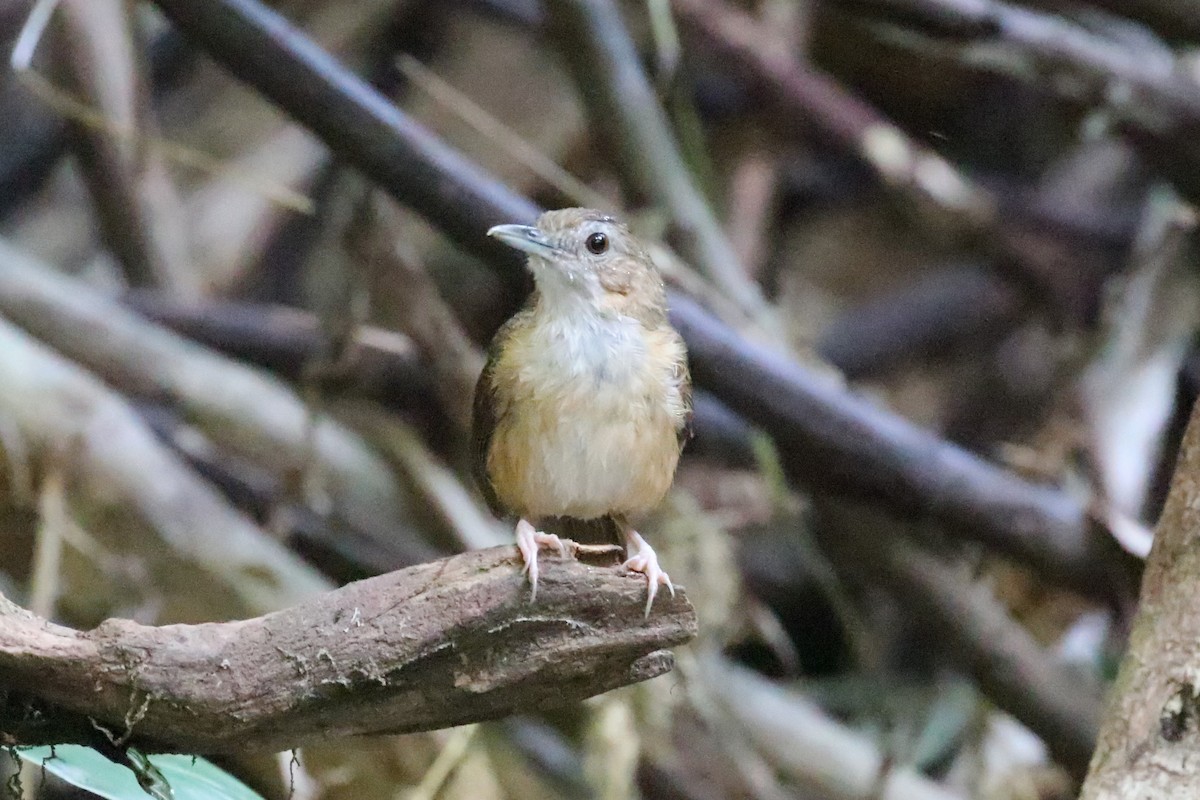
[
  {"xmin": 471, "ymin": 311, "xmax": 530, "ymax": 517},
  {"xmin": 676, "ymin": 356, "xmax": 693, "ymax": 450}
]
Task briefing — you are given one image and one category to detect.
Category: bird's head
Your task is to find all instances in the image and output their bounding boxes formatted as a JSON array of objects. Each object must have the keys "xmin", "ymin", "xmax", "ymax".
[{"xmin": 488, "ymin": 208, "xmax": 667, "ymax": 322}]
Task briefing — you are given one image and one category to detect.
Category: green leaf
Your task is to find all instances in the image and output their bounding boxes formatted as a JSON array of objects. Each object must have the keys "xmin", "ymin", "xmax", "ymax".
[{"xmin": 16, "ymin": 745, "xmax": 264, "ymax": 800}]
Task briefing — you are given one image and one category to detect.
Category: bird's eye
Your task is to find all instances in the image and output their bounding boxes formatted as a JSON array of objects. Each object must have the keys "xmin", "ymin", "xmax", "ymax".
[{"xmin": 585, "ymin": 231, "xmax": 609, "ymax": 255}]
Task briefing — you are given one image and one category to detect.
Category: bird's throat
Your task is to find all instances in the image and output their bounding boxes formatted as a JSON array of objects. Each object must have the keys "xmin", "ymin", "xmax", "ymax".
[{"xmin": 525, "ymin": 304, "xmax": 645, "ymax": 390}]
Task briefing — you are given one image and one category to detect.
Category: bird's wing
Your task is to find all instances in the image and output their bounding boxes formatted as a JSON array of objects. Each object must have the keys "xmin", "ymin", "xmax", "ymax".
[
  {"xmin": 674, "ymin": 338, "xmax": 694, "ymax": 450},
  {"xmin": 471, "ymin": 310, "xmax": 529, "ymax": 517}
]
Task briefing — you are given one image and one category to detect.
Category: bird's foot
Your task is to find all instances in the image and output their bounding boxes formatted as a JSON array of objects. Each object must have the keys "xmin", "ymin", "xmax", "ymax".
[
  {"xmin": 621, "ymin": 529, "xmax": 674, "ymax": 617},
  {"xmin": 515, "ymin": 518, "xmax": 569, "ymax": 601}
]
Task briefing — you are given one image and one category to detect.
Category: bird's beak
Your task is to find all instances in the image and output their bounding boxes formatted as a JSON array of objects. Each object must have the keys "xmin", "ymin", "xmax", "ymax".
[{"xmin": 487, "ymin": 224, "xmax": 558, "ymax": 257}]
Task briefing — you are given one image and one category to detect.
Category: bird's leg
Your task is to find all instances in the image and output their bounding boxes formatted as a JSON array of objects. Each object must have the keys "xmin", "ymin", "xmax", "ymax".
[
  {"xmin": 620, "ymin": 527, "xmax": 675, "ymax": 617},
  {"xmin": 515, "ymin": 518, "xmax": 568, "ymax": 601}
]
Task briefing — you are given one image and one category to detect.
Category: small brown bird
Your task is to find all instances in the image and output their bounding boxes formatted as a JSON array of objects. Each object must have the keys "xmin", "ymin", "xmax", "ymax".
[{"xmin": 473, "ymin": 208, "xmax": 692, "ymax": 614}]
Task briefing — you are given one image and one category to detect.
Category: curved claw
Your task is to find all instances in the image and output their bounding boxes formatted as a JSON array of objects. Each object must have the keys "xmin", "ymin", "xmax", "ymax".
[
  {"xmin": 515, "ymin": 519, "xmax": 569, "ymax": 602},
  {"xmin": 620, "ymin": 529, "xmax": 674, "ymax": 617}
]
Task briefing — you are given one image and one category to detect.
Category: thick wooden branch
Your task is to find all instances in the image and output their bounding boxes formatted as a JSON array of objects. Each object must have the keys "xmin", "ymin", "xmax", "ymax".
[
  {"xmin": 670, "ymin": 292, "xmax": 1129, "ymax": 598},
  {"xmin": 0, "ymin": 546, "xmax": 696, "ymax": 753}
]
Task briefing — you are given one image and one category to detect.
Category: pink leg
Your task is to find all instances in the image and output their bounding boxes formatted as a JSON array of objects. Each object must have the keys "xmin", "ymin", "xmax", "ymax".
[
  {"xmin": 515, "ymin": 518, "xmax": 567, "ymax": 601},
  {"xmin": 621, "ymin": 528, "xmax": 675, "ymax": 617}
]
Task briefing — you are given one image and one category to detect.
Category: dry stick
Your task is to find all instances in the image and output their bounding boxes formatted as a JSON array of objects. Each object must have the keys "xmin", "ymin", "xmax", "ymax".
[
  {"xmin": 396, "ymin": 54, "xmax": 611, "ymax": 213},
  {"xmin": 0, "ymin": 546, "xmax": 697, "ymax": 753},
  {"xmin": 1080, "ymin": 401, "xmax": 1200, "ymax": 797},
  {"xmin": 181, "ymin": 0, "xmax": 420, "ymax": 293},
  {"xmin": 187, "ymin": 125, "xmax": 328, "ymax": 295},
  {"xmin": 348, "ymin": 193, "xmax": 484, "ymax": 435},
  {"xmin": 26, "ymin": 469, "xmax": 67, "ymax": 619},
  {"xmin": 724, "ymin": 149, "xmax": 780, "ymax": 284},
  {"xmin": 122, "ymin": 291, "xmax": 429, "ymax": 405},
  {"xmin": 338, "ymin": 400, "xmax": 507, "ymax": 553},
  {"xmin": 671, "ymin": 0, "xmax": 1090, "ymax": 308},
  {"xmin": 144, "ymin": 0, "xmax": 1125, "ymax": 599},
  {"xmin": 136, "ymin": 395, "xmax": 442, "ymax": 577},
  {"xmin": 0, "ymin": 313, "xmax": 330, "ymax": 623},
  {"xmin": 0, "ymin": 238, "xmax": 427, "ymax": 557},
  {"xmin": 672, "ymin": 0, "xmax": 1075, "ymax": 321},
  {"xmin": 671, "ymin": 0, "xmax": 1200, "ymax": 313},
  {"xmin": 10, "ymin": 0, "xmax": 313, "ymax": 220},
  {"xmin": 544, "ymin": 0, "xmax": 770, "ymax": 325},
  {"xmin": 149, "ymin": 0, "xmax": 544, "ymax": 303},
  {"xmin": 52, "ymin": 0, "xmax": 198, "ymax": 297}
]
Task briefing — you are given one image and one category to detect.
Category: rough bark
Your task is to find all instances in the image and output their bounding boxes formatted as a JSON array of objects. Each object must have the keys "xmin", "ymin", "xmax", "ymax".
[
  {"xmin": 1081, "ymin": 400, "xmax": 1200, "ymax": 797},
  {"xmin": 0, "ymin": 546, "xmax": 696, "ymax": 754}
]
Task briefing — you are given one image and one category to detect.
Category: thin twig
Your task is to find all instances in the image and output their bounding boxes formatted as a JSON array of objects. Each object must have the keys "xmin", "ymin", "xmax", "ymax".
[
  {"xmin": 338, "ymin": 401, "xmax": 508, "ymax": 553},
  {"xmin": 11, "ymin": 0, "xmax": 313, "ymax": 216},
  {"xmin": 348, "ymin": 192, "xmax": 484, "ymax": 435},
  {"xmin": 26, "ymin": 468, "xmax": 66, "ymax": 619},
  {"xmin": 53, "ymin": 0, "xmax": 197, "ymax": 295},
  {"xmin": 397, "ymin": 55, "xmax": 611, "ymax": 211}
]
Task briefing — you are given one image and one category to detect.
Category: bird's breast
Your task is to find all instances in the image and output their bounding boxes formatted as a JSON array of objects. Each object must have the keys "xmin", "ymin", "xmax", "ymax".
[{"xmin": 487, "ymin": 312, "xmax": 686, "ymax": 520}]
